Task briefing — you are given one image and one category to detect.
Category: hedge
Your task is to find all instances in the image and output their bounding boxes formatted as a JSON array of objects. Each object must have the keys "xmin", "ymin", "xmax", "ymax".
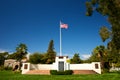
[{"xmin": 50, "ymin": 70, "xmax": 73, "ymax": 75}]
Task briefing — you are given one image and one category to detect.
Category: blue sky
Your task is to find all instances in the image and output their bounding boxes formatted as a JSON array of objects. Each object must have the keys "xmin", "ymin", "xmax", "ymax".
[{"xmin": 0, "ymin": 0, "xmax": 110, "ymax": 59}]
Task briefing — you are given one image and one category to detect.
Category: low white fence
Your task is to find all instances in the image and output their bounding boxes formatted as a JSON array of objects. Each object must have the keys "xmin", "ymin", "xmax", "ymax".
[
  {"xmin": 69, "ymin": 62, "xmax": 101, "ymax": 74},
  {"xmin": 70, "ymin": 64, "xmax": 92, "ymax": 70},
  {"xmin": 22, "ymin": 62, "xmax": 101, "ymax": 74},
  {"xmin": 30, "ymin": 64, "xmax": 54, "ymax": 70},
  {"xmin": 110, "ymin": 67, "xmax": 120, "ymax": 72}
]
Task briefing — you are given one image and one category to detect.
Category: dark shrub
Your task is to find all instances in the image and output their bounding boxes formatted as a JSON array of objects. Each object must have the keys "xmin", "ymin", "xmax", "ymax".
[
  {"xmin": 4, "ymin": 66, "xmax": 12, "ymax": 70},
  {"xmin": 102, "ymin": 68, "xmax": 109, "ymax": 73},
  {"xmin": 64, "ymin": 70, "xmax": 73, "ymax": 75},
  {"xmin": 50, "ymin": 70, "xmax": 73, "ymax": 75},
  {"xmin": 0, "ymin": 66, "xmax": 4, "ymax": 71},
  {"xmin": 50, "ymin": 70, "xmax": 58, "ymax": 75}
]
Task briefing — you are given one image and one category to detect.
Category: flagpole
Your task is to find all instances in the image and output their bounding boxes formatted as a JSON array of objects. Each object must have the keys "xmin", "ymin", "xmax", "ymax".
[{"xmin": 60, "ymin": 21, "xmax": 62, "ymax": 56}]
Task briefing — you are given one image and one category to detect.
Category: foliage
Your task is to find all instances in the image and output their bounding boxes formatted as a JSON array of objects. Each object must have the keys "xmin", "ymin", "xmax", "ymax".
[
  {"xmin": 88, "ymin": 52, "xmax": 100, "ymax": 62},
  {"xmin": 114, "ymin": 63, "xmax": 120, "ymax": 67},
  {"xmin": 88, "ymin": 45, "xmax": 110, "ymax": 71},
  {"xmin": 102, "ymin": 68, "xmax": 109, "ymax": 73},
  {"xmin": 86, "ymin": 0, "xmax": 120, "ymax": 65},
  {"xmin": 13, "ymin": 70, "xmax": 22, "ymax": 74},
  {"xmin": 108, "ymin": 50, "xmax": 120, "ymax": 63},
  {"xmin": 29, "ymin": 52, "xmax": 44, "ymax": 64},
  {"xmin": 28, "ymin": 40, "xmax": 56, "ymax": 64},
  {"xmin": 45, "ymin": 40, "xmax": 56, "ymax": 64},
  {"xmin": 0, "ymin": 52, "xmax": 8, "ymax": 66},
  {"xmin": 70, "ymin": 53, "xmax": 82, "ymax": 64},
  {"xmin": 93, "ymin": 45, "xmax": 106, "ymax": 61},
  {"xmin": 0, "ymin": 65, "xmax": 4, "ymax": 71},
  {"xmin": 110, "ymin": 70, "xmax": 120, "ymax": 73},
  {"xmin": 50, "ymin": 70, "xmax": 73, "ymax": 75},
  {"xmin": 7, "ymin": 53, "xmax": 17, "ymax": 59},
  {"xmin": 11, "ymin": 43, "xmax": 28, "ymax": 70},
  {"xmin": 15, "ymin": 43, "xmax": 28, "ymax": 61},
  {"xmin": 0, "ymin": 65, "xmax": 12, "ymax": 71},
  {"xmin": 4, "ymin": 66, "xmax": 12, "ymax": 70},
  {"xmin": 50, "ymin": 70, "xmax": 57, "ymax": 75},
  {"xmin": 85, "ymin": 1, "xmax": 93, "ymax": 16},
  {"xmin": 99, "ymin": 26, "xmax": 110, "ymax": 42},
  {"xmin": 7, "ymin": 43, "xmax": 28, "ymax": 61},
  {"xmin": 29, "ymin": 40, "xmax": 56, "ymax": 64},
  {"xmin": 87, "ymin": 46, "xmax": 103, "ymax": 62}
]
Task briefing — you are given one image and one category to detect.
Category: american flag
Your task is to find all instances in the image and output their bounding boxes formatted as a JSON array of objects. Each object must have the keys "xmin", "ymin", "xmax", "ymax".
[{"xmin": 60, "ymin": 21, "xmax": 68, "ymax": 29}]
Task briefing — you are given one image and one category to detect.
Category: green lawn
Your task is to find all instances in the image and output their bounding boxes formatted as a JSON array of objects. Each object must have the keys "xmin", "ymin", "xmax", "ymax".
[{"xmin": 0, "ymin": 71, "xmax": 120, "ymax": 80}]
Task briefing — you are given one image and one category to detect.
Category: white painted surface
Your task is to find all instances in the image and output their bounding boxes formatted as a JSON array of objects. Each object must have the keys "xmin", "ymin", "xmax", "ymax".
[
  {"xmin": 21, "ymin": 57, "xmax": 101, "ymax": 74},
  {"xmin": 92, "ymin": 62, "xmax": 101, "ymax": 74},
  {"xmin": 70, "ymin": 64, "xmax": 92, "ymax": 70},
  {"xmin": 110, "ymin": 67, "xmax": 120, "ymax": 71},
  {"xmin": 21, "ymin": 63, "xmax": 30, "ymax": 74},
  {"xmin": 70, "ymin": 62, "xmax": 101, "ymax": 74},
  {"xmin": 30, "ymin": 64, "xmax": 53, "ymax": 70}
]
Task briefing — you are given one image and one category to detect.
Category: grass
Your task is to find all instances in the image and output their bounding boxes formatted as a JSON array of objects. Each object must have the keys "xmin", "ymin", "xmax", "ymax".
[{"xmin": 0, "ymin": 70, "xmax": 120, "ymax": 80}]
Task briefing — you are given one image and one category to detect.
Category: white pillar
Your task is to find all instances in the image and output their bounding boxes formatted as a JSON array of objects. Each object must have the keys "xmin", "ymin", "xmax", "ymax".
[{"xmin": 21, "ymin": 63, "xmax": 30, "ymax": 74}]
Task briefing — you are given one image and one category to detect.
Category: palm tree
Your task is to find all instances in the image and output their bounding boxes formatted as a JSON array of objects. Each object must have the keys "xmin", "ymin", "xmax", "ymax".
[
  {"xmin": 93, "ymin": 45, "xmax": 107, "ymax": 69},
  {"xmin": 15, "ymin": 43, "xmax": 28, "ymax": 70}
]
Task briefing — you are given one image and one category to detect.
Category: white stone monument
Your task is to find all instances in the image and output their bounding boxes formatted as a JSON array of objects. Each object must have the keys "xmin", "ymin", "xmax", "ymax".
[{"xmin": 55, "ymin": 56, "xmax": 70, "ymax": 71}]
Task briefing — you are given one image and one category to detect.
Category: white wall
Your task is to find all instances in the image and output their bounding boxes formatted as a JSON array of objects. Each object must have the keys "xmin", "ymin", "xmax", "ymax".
[
  {"xmin": 110, "ymin": 67, "xmax": 120, "ymax": 72},
  {"xmin": 92, "ymin": 62, "xmax": 101, "ymax": 74},
  {"xmin": 70, "ymin": 62, "xmax": 101, "ymax": 74},
  {"xmin": 38, "ymin": 64, "xmax": 53, "ymax": 70},
  {"xmin": 21, "ymin": 63, "xmax": 30, "ymax": 74},
  {"xmin": 70, "ymin": 63, "xmax": 92, "ymax": 70},
  {"xmin": 21, "ymin": 57, "xmax": 101, "ymax": 74},
  {"xmin": 30, "ymin": 63, "xmax": 57, "ymax": 70}
]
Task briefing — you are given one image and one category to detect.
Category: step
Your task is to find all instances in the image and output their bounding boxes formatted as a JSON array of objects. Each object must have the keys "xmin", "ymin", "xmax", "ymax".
[
  {"xmin": 26, "ymin": 70, "xmax": 50, "ymax": 75},
  {"xmin": 25, "ymin": 70, "xmax": 97, "ymax": 75},
  {"xmin": 73, "ymin": 70, "xmax": 97, "ymax": 74}
]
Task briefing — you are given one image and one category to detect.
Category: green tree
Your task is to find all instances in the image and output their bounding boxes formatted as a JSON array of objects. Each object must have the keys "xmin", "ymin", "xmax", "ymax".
[
  {"xmin": 86, "ymin": 0, "xmax": 120, "ymax": 50},
  {"xmin": 45, "ymin": 40, "xmax": 56, "ymax": 64},
  {"xmin": 15, "ymin": 43, "xmax": 28, "ymax": 61},
  {"xmin": 88, "ymin": 45, "xmax": 110, "ymax": 71},
  {"xmin": 88, "ymin": 52, "xmax": 100, "ymax": 62},
  {"xmin": 0, "ymin": 52, "xmax": 8, "ymax": 66},
  {"xmin": 14, "ymin": 43, "xmax": 28, "ymax": 69},
  {"xmin": 29, "ymin": 52, "xmax": 44, "ymax": 64},
  {"xmin": 88, "ymin": 46, "xmax": 103, "ymax": 63},
  {"xmin": 7, "ymin": 53, "xmax": 16, "ymax": 59},
  {"xmin": 99, "ymin": 26, "xmax": 110, "ymax": 42},
  {"xmin": 70, "ymin": 53, "xmax": 82, "ymax": 64},
  {"xmin": 86, "ymin": 0, "xmax": 120, "ymax": 69}
]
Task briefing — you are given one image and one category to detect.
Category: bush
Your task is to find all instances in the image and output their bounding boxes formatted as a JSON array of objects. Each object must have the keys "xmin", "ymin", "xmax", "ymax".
[
  {"xmin": 102, "ymin": 68, "xmax": 109, "ymax": 73},
  {"xmin": 110, "ymin": 70, "xmax": 120, "ymax": 73},
  {"xmin": 13, "ymin": 70, "xmax": 21, "ymax": 74},
  {"xmin": 50, "ymin": 70, "xmax": 73, "ymax": 75},
  {"xmin": 64, "ymin": 70, "xmax": 73, "ymax": 75},
  {"xmin": 0, "ymin": 66, "xmax": 12, "ymax": 71},
  {"xmin": 0, "ymin": 66, "xmax": 4, "ymax": 71},
  {"xmin": 116, "ymin": 70, "xmax": 120, "ymax": 74},
  {"xmin": 4, "ymin": 66, "xmax": 12, "ymax": 70},
  {"xmin": 50, "ymin": 70, "xmax": 57, "ymax": 75}
]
